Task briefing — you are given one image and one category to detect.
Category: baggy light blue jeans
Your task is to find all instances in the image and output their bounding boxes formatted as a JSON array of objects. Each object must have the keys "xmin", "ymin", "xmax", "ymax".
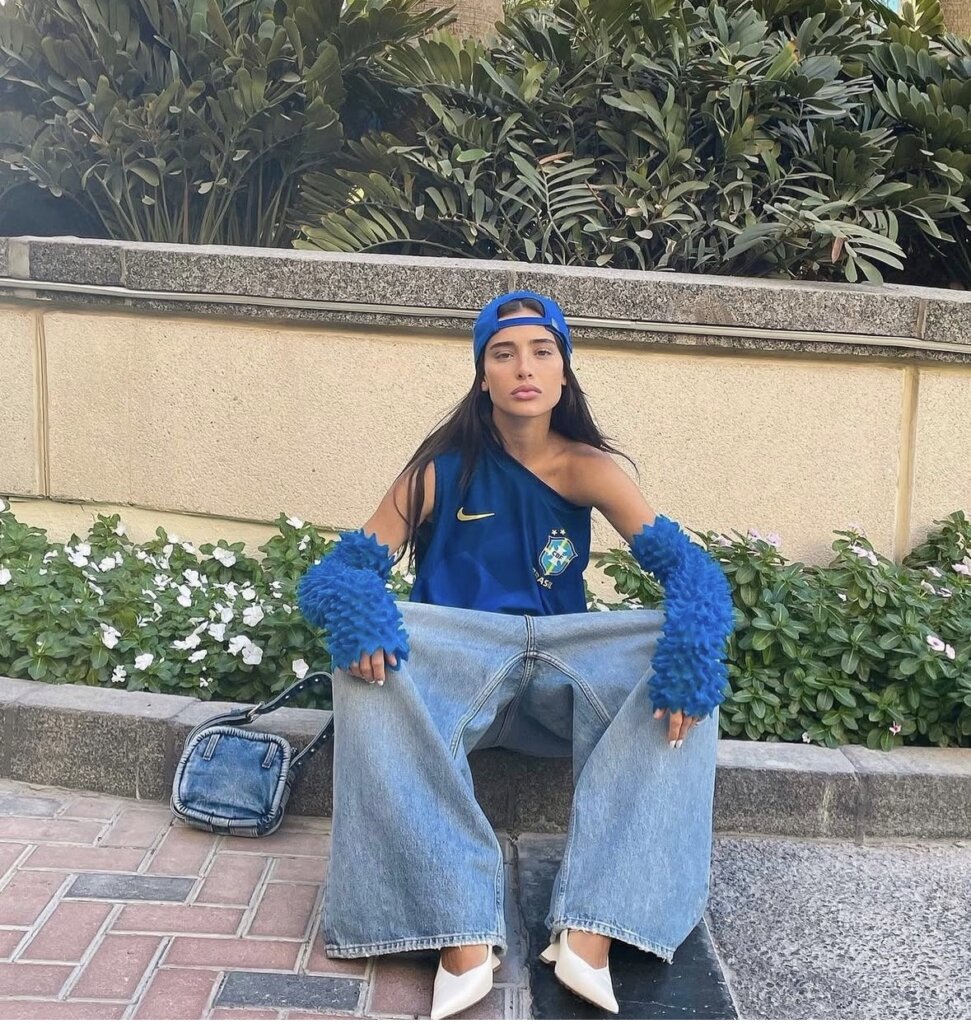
[{"xmin": 321, "ymin": 599, "xmax": 719, "ymax": 964}]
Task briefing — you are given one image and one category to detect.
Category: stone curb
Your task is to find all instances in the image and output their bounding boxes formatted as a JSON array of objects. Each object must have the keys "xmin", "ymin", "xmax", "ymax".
[{"xmin": 3, "ymin": 676, "xmax": 969, "ymax": 838}]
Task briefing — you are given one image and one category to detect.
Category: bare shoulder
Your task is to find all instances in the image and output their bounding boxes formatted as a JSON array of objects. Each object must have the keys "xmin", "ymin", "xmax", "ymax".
[
  {"xmin": 564, "ymin": 442, "xmax": 614, "ymax": 503},
  {"xmin": 565, "ymin": 443, "xmax": 656, "ymax": 544}
]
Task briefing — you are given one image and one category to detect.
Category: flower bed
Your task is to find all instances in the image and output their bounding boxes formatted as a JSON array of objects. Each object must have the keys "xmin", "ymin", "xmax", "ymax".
[{"xmin": 1, "ymin": 499, "xmax": 968, "ymax": 750}]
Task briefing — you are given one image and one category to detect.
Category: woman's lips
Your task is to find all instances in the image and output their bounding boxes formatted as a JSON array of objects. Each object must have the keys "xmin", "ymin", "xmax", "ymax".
[{"xmin": 512, "ymin": 390, "xmax": 540, "ymax": 399}]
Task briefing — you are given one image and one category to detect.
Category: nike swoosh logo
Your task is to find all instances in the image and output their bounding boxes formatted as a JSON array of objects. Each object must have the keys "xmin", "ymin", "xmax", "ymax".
[{"xmin": 457, "ymin": 507, "xmax": 496, "ymax": 521}]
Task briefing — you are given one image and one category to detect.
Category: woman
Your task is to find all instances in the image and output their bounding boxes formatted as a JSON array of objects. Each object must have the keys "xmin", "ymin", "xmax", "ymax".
[{"xmin": 297, "ymin": 290, "xmax": 735, "ymax": 1019}]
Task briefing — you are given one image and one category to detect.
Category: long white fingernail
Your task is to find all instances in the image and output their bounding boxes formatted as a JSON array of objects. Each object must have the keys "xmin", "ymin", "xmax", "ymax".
[
  {"xmin": 669, "ymin": 740, "xmax": 676, "ymax": 749},
  {"xmin": 675, "ymin": 739, "xmax": 683, "ymax": 749},
  {"xmin": 376, "ymin": 679, "xmax": 384, "ymax": 686}
]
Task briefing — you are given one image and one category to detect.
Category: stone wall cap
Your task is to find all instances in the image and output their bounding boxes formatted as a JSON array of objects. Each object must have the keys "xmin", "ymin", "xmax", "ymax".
[{"xmin": 2, "ymin": 235, "xmax": 969, "ymax": 358}]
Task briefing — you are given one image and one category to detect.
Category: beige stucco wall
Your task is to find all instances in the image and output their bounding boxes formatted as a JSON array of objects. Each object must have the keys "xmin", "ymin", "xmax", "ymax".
[
  {"xmin": 1, "ymin": 302, "xmax": 968, "ymax": 600},
  {"xmin": 0, "ymin": 307, "xmax": 39, "ymax": 498},
  {"xmin": 908, "ymin": 367, "xmax": 971, "ymax": 555}
]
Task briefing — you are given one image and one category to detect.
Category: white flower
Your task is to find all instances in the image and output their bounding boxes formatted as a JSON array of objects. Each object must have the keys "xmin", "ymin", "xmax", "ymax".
[
  {"xmin": 801, "ymin": 731, "xmax": 812, "ymax": 743},
  {"xmin": 136, "ymin": 615, "xmax": 149, "ymax": 627},
  {"xmin": 952, "ymin": 557, "xmax": 971, "ymax": 577},
  {"xmin": 298, "ymin": 536, "xmax": 310, "ymax": 553},
  {"xmin": 111, "ymin": 665, "xmax": 127, "ymax": 683},
  {"xmin": 847, "ymin": 521, "xmax": 866, "ymax": 536},
  {"xmin": 39, "ymin": 569, "xmax": 48, "ymax": 576},
  {"xmin": 220, "ymin": 606, "xmax": 234, "ymax": 624},
  {"xmin": 286, "ymin": 516, "xmax": 305, "ymax": 529},
  {"xmin": 189, "ymin": 649, "xmax": 207, "ymax": 663},
  {"xmin": 765, "ymin": 532, "xmax": 782, "ymax": 548},
  {"xmin": 282, "ymin": 603, "xmax": 292, "ymax": 615},
  {"xmin": 920, "ymin": 581, "xmax": 937, "ymax": 595},
  {"xmin": 88, "ymin": 581, "xmax": 104, "ymax": 597},
  {"xmin": 67, "ymin": 550, "xmax": 89, "ymax": 568},
  {"xmin": 163, "ymin": 543, "xmax": 174, "ymax": 557},
  {"xmin": 181, "ymin": 541, "xmax": 197, "ymax": 555},
  {"xmin": 208, "ymin": 622, "xmax": 227, "ymax": 642},
  {"xmin": 199, "ymin": 677, "xmax": 210, "ymax": 688},
  {"xmin": 97, "ymin": 556, "xmax": 115, "ymax": 572},
  {"xmin": 171, "ymin": 633, "xmax": 201, "ymax": 651},
  {"xmin": 837, "ymin": 592, "xmax": 847, "ymax": 602},
  {"xmin": 241, "ymin": 586, "xmax": 256, "ymax": 601},
  {"xmin": 43, "ymin": 550, "xmax": 58, "ymax": 563},
  {"xmin": 153, "ymin": 574, "xmax": 171, "ymax": 588},
  {"xmin": 940, "ymin": 587, "xmax": 954, "ymax": 599},
  {"xmin": 747, "ymin": 528, "xmax": 763, "ymax": 541},
  {"xmin": 100, "ymin": 624, "xmax": 121, "ymax": 649},
  {"xmin": 945, "ymin": 644, "xmax": 956, "ymax": 661},
  {"xmin": 153, "ymin": 602, "xmax": 163, "ymax": 617},
  {"xmin": 0, "ymin": 568, "xmax": 11, "ymax": 586},
  {"xmin": 928, "ymin": 567, "xmax": 943, "ymax": 579},
  {"xmin": 213, "ymin": 546, "xmax": 236, "ymax": 567},
  {"xmin": 134, "ymin": 653, "xmax": 154, "ymax": 671},
  {"xmin": 241, "ymin": 643, "xmax": 263, "ymax": 666},
  {"xmin": 242, "ymin": 605, "xmax": 264, "ymax": 627},
  {"xmin": 183, "ymin": 569, "xmax": 202, "ymax": 589},
  {"xmin": 113, "ymin": 521, "xmax": 128, "ymax": 537},
  {"xmin": 227, "ymin": 634, "xmax": 251, "ymax": 655},
  {"xmin": 141, "ymin": 589, "xmax": 157, "ymax": 601},
  {"xmin": 889, "ymin": 722, "xmax": 901, "ymax": 735},
  {"xmin": 176, "ymin": 585, "xmax": 193, "ymax": 608},
  {"xmin": 849, "ymin": 544, "xmax": 878, "ymax": 567},
  {"xmin": 222, "ymin": 582, "xmax": 239, "ymax": 599},
  {"xmin": 926, "ymin": 634, "xmax": 946, "ymax": 652},
  {"xmin": 292, "ymin": 658, "xmax": 309, "ymax": 679},
  {"xmin": 77, "ymin": 542, "xmax": 91, "ymax": 556}
]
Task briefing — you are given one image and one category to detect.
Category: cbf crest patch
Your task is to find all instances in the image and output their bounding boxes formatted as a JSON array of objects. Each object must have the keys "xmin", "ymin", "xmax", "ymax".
[{"xmin": 538, "ymin": 529, "xmax": 577, "ymax": 577}]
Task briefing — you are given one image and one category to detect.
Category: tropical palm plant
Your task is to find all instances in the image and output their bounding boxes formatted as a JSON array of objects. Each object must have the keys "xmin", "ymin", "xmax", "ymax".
[
  {"xmin": 295, "ymin": 0, "xmax": 970, "ymax": 285},
  {"xmin": 0, "ymin": 0, "xmax": 448, "ymax": 245}
]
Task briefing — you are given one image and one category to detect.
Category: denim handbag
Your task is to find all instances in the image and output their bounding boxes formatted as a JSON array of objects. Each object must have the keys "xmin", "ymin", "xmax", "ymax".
[{"xmin": 170, "ymin": 671, "xmax": 333, "ymax": 837}]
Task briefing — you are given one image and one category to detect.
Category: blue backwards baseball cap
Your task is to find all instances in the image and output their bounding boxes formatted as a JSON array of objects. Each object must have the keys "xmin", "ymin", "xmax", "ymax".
[{"xmin": 472, "ymin": 290, "xmax": 573, "ymax": 366}]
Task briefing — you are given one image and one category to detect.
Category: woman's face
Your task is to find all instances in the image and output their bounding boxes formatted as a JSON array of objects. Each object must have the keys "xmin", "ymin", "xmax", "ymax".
[{"xmin": 480, "ymin": 322, "xmax": 567, "ymax": 418}]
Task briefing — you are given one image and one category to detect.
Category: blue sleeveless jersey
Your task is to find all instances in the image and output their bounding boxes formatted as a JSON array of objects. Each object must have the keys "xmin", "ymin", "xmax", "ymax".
[{"xmin": 409, "ymin": 445, "xmax": 592, "ymax": 616}]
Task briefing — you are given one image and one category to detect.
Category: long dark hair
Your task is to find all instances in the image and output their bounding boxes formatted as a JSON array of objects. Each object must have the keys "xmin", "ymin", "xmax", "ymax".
[{"xmin": 391, "ymin": 297, "xmax": 638, "ymax": 572}]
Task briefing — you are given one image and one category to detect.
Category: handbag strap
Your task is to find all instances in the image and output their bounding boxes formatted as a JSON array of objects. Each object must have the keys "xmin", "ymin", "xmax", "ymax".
[{"xmin": 184, "ymin": 671, "xmax": 334, "ymax": 775}]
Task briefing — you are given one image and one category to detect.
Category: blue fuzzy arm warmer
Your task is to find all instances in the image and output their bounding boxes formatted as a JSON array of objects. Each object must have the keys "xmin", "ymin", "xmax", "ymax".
[
  {"xmin": 296, "ymin": 529, "xmax": 410, "ymax": 672},
  {"xmin": 630, "ymin": 515, "xmax": 735, "ymax": 719}
]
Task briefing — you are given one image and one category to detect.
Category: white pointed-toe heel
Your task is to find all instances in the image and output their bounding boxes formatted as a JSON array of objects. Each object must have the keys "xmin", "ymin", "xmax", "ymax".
[
  {"xmin": 429, "ymin": 947, "xmax": 501, "ymax": 1020},
  {"xmin": 539, "ymin": 929, "xmax": 619, "ymax": 1014}
]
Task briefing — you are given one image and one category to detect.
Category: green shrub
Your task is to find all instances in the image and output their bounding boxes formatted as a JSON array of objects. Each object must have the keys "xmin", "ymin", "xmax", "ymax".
[
  {"xmin": 0, "ymin": 502, "xmax": 339, "ymax": 704},
  {"xmin": 295, "ymin": 0, "xmax": 971, "ymax": 286},
  {"xmin": 594, "ymin": 513, "xmax": 971, "ymax": 749}
]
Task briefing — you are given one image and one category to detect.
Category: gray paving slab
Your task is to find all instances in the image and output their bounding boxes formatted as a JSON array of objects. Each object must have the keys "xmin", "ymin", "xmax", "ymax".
[{"xmin": 708, "ymin": 834, "xmax": 971, "ymax": 1019}]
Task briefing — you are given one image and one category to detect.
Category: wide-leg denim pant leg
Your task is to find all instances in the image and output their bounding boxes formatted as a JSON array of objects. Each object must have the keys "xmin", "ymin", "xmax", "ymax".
[
  {"xmin": 522, "ymin": 606, "xmax": 719, "ymax": 964},
  {"xmin": 321, "ymin": 600, "xmax": 719, "ymax": 964},
  {"xmin": 322, "ymin": 601, "xmax": 526, "ymax": 958}
]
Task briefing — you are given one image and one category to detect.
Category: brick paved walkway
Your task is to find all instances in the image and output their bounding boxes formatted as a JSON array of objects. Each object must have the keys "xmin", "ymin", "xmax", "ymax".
[{"xmin": 0, "ymin": 779, "xmax": 529, "ymax": 1020}]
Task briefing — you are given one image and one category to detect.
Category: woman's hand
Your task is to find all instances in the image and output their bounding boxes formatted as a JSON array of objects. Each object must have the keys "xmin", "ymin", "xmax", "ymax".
[
  {"xmin": 348, "ymin": 647, "xmax": 397, "ymax": 685},
  {"xmin": 653, "ymin": 706, "xmax": 702, "ymax": 749}
]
